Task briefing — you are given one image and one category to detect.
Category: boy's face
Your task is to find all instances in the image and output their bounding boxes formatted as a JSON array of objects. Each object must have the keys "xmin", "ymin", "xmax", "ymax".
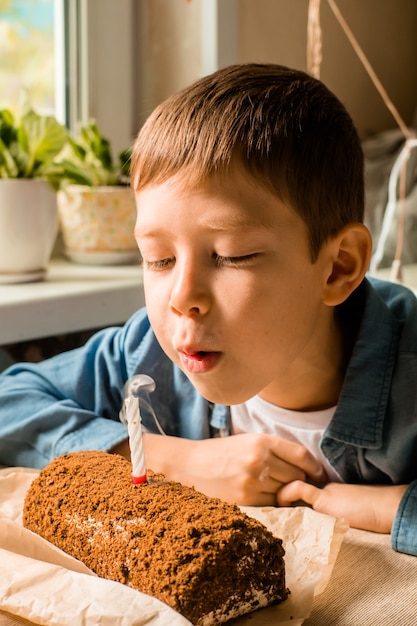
[{"xmin": 135, "ymin": 171, "xmax": 337, "ymax": 409}]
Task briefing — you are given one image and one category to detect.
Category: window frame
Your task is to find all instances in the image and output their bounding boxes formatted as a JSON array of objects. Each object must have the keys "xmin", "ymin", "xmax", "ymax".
[{"xmin": 64, "ymin": 0, "xmax": 137, "ymax": 155}]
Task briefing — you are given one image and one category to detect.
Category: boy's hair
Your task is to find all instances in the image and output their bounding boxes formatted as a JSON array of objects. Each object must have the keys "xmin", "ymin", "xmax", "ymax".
[{"xmin": 131, "ymin": 63, "xmax": 364, "ymax": 261}]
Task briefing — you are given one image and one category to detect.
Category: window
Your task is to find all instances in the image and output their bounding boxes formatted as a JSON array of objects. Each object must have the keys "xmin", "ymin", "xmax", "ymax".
[
  {"xmin": 0, "ymin": 0, "xmax": 136, "ymax": 153},
  {"xmin": 0, "ymin": 0, "xmax": 64, "ymax": 119}
]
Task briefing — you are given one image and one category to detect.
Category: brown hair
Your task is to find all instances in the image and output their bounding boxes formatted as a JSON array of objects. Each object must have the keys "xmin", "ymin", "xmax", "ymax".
[{"xmin": 131, "ymin": 63, "xmax": 364, "ymax": 260}]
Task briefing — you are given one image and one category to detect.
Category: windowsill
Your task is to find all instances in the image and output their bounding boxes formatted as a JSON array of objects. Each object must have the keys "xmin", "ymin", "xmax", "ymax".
[{"xmin": 0, "ymin": 257, "xmax": 145, "ymax": 345}]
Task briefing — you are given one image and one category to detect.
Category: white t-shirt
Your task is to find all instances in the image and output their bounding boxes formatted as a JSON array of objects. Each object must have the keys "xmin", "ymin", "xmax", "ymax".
[{"xmin": 230, "ymin": 395, "xmax": 342, "ymax": 483}]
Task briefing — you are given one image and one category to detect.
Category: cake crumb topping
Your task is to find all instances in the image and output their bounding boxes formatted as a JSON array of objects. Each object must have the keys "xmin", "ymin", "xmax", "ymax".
[{"xmin": 23, "ymin": 451, "xmax": 288, "ymax": 625}]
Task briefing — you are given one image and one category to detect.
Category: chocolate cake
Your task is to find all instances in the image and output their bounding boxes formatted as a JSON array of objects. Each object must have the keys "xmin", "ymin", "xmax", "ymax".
[{"xmin": 23, "ymin": 451, "xmax": 288, "ymax": 625}]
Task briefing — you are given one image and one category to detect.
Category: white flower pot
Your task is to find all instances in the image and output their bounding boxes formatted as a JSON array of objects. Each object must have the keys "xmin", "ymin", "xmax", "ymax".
[
  {"xmin": 57, "ymin": 185, "xmax": 139, "ymax": 265},
  {"xmin": 0, "ymin": 179, "xmax": 58, "ymax": 283}
]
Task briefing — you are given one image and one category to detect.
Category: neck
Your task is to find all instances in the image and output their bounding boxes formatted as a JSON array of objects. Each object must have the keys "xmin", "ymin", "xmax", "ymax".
[{"xmin": 259, "ymin": 309, "xmax": 352, "ymax": 412}]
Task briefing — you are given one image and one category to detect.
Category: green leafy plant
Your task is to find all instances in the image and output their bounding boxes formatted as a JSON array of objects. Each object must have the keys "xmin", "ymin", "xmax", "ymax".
[
  {"xmin": 0, "ymin": 108, "xmax": 68, "ymax": 189},
  {"xmin": 56, "ymin": 120, "xmax": 131, "ymax": 187}
]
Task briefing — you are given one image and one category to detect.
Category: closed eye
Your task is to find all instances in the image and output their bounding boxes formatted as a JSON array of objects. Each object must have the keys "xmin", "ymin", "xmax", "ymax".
[
  {"xmin": 144, "ymin": 257, "xmax": 174, "ymax": 270},
  {"xmin": 214, "ymin": 253, "xmax": 259, "ymax": 267}
]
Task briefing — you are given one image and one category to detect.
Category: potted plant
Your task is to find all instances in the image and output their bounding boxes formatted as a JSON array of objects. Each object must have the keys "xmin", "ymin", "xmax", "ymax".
[
  {"xmin": 0, "ymin": 108, "xmax": 67, "ymax": 283},
  {"xmin": 56, "ymin": 120, "xmax": 139, "ymax": 265}
]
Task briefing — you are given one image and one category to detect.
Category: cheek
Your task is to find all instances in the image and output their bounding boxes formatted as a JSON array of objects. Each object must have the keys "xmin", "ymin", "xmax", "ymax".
[
  {"xmin": 143, "ymin": 271, "xmax": 170, "ymax": 305},
  {"xmin": 143, "ymin": 274, "xmax": 182, "ymax": 358},
  {"xmin": 143, "ymin": 276, "xmax": 169, "ymax": 331},
  {"xmin": 145, "ymin": 304, "xmax": 177, "ymax": 363},
  {"xmin": 240, "ymin": 277, "xmax": 321, "ymax": 344}
]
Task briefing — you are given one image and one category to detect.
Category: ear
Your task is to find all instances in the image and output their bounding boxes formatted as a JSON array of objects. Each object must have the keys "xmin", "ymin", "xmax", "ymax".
[{"xmin": 322, "ymin": 223, "xmax": 372, "ymax": 306}]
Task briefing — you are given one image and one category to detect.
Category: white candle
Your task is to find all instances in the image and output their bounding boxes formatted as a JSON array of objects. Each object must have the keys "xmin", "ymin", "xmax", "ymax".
[
  {"xmin": 123, "ymin": 393, "xmax": 146, "ymax": 484},
  {"xmin": 119, "ymin": 375, "xmax": 156, "ymax": 485}
]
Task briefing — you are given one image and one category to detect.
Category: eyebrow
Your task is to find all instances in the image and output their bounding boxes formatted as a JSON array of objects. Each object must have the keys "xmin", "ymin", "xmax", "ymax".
[
  {"xmin": 136, "ymin": 219, "xmax": 271, "ymax": 238},
  {"xmin": 201, "ymin": 216, "xmax": 272, "ymax": 232}
]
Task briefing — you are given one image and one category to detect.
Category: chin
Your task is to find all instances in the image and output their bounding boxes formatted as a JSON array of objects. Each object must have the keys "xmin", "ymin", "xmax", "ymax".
[{"xmin": 193, "ymin": 381, "xmax": 253, "ymax": 407}]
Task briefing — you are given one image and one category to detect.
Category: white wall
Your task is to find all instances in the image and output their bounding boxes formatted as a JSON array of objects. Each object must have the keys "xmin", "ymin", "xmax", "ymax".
[
  {"xmin": 238, "ymin": 0, "xmax": 417, "ymax": 138},
  {"xmin": 84, "ymin": 0, "xmax": 136, "ymax": 155},
  {"xmin": 135, "ymin": 0, "xmax": 417, "ymax": 139},
  {"xmin": 87, "ymin": 0, "xmax": 417, "ymax": 150}
]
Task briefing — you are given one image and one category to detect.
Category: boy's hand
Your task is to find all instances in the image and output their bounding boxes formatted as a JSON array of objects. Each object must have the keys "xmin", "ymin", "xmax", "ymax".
[
  {"xmin": 113, "ymin": 433, "xmax": 325, "ymax": 506},
  {"xmin": 276, "ymin": 481, "xmax": 408, "ymax": 533}
]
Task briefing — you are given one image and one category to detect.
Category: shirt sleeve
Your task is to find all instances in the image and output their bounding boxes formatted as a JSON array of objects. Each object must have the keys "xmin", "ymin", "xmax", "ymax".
[
  {"xmin": 391, "ymin": 480, "xmax": 417, "ymax": 556},
  {"xmin": 0, "ymin": 308, "xmax": 152, "ymax": 468}
]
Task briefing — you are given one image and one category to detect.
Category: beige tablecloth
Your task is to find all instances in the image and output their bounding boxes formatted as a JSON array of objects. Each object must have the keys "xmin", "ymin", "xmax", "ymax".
[
  {"xmin": 1, "ymin": 526, "xmax": 416, "ymax": 626},
  {"xmin": 304, "ymin": 528, "xmax": 417, "ymax": 625}
]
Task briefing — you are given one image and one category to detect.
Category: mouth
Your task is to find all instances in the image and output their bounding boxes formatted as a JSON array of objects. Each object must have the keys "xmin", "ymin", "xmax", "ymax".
[
  {"xmin": 179, "ymin": 350, "xmax": 221, "ymax": 374},
  {"xmin": 184, "ymin": 350, "xmax": 209, "ymax": 360}
]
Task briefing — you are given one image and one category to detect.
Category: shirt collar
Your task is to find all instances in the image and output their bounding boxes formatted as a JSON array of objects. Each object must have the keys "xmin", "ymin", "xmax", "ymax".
[{"xmin": 325, "ymin": 278, "xmax": 399, "ymax": 448}]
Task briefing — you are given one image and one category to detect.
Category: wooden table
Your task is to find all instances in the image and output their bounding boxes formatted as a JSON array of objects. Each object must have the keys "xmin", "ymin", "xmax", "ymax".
[{"xmin": 304, "ymin": 527, "xmax": 417, "ymax": 625}]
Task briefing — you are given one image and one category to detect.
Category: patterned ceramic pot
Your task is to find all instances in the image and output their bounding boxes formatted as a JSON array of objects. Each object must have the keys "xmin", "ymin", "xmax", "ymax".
[{"xmin": 57, "ymin": 185, "xmax": 140, "ymax": 265}]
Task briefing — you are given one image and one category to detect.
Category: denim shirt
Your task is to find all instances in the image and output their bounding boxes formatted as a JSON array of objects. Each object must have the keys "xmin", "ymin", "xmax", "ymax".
[{"xmin": 1, "ymin": 277, "xmax": 416, "ymax": 556}]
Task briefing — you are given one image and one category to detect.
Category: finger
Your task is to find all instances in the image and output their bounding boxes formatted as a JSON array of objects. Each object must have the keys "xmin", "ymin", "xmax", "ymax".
[
  {"xmin": 232, "ymin": 474, "xmax": 282, "ymax": 507},
  {"xmin": 260, "ymin": 476, "xmax": 284, "ymax": 495},
  {"xmin": 276, "ymin": 480, "xmax": 321, "ymax": 507},
  {"xmin": 249, "ymin": 491, "xmax": 282, "ymax": 507},
  {"xmin": 268, "ymin": 437, "xmax": 326, "ymax": 484},
  {"xmin": 237, "ymin": 461, "xmax": 284, "ymax": 505},
  {"xmin": 263, "ymin": 454, "xmax": 324, "ymax": 488},
  {"xmin": 266, "ymin": 457, "xmax": 307, "ymax": 485}
]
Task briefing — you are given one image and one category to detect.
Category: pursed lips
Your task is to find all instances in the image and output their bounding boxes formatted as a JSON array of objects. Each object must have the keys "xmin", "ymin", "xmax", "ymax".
[{"xmin": 179, "ymin": 349, "xmax": 221, "ymax": 374}]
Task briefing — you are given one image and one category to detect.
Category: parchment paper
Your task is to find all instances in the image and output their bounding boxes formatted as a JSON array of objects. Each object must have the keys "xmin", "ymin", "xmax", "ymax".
[{"xmin": 0, "ymin": 467, "xmax": 348, "ymax": 626}]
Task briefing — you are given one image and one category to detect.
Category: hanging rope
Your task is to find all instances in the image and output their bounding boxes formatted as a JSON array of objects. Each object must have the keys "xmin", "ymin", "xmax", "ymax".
[
  {"xmin": 307, "ymin": 0, "xmax": 416, "ymax": 281},
  {"xmin": 326, "ymin": 0, "xmax": 411, "ymax": 141},
  {"xmin": 307, "ymin": 0, "xmax": 322, "ymax": 79}
]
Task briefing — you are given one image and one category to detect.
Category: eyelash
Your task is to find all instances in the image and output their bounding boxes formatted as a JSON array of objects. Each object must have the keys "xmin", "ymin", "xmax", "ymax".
[
  {"xmin": 144, "ymin": 253, "xmax": 258, "ymax": 271},
  {"xmin": 144, "ymin": 258, "xmax": 174, "ymax": 270},
  {"xmin": 213, "ymin": 253, "xmax": 258, "ymax": 267}
]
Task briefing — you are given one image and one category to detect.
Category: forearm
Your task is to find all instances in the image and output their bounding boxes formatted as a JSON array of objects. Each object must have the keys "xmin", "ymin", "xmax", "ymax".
[
  {"xmin": 0, "ymin": 391, "xmax": 128, "ymax": 468},
  {"xmin": 0, "ymin": 353, "xmax": 126, "ymax": 468}
]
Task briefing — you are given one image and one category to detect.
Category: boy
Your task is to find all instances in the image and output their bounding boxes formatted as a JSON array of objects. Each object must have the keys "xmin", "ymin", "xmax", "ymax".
[{"xmin": 0, "ymin": 64, "xmax": 416, "ymax": 556}]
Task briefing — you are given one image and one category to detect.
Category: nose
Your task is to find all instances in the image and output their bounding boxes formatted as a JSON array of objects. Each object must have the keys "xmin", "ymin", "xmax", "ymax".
[{"xmin": 169, "ymin": 261, "xmax": 211, "ymax": 317}]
